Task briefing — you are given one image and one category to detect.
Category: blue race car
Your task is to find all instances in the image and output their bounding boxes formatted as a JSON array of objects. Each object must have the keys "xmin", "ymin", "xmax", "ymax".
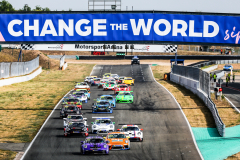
[
  {"xmin": 223, "ymin": 64, "xmax": 233, "ymax": 71},
  {"xmin": 92, "ymin": 100, "xmax": 113, "ymax": 113},
  {"xmin": 97, "ymin": 95, "xmax": 116, "ymax": 107},
  {"xmin": 80, "ymin": 136, "xmax": 109, "ymax": 155},
  {"xmin": 75, "ymin": 89, "xmax": 90, "ymax": 100}
]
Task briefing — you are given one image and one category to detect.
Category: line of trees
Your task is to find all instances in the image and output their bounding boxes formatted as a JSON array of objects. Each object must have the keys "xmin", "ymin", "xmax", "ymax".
[{"xmin": 0, "ymin": 0, "xmax": 72, "ymax": 11}]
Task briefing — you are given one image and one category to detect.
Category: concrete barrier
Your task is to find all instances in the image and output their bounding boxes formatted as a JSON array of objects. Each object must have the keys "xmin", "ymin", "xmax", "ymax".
[
  {"xmin": 202, "ymin": 65, "xmax": 218, "ymax": 72},
  {"xmin": 170, "ymin": 73, "xmax": 225, "ymax": 137},
  {"xmin": 0, "ymin": 67, "xmax": 42, "ymax": 87}
]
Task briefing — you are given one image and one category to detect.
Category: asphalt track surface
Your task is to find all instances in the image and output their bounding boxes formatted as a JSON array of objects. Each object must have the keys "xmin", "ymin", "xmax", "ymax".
[{"xmin": 23, "ymin": 65, "xmax": 201, "ymax": 160}]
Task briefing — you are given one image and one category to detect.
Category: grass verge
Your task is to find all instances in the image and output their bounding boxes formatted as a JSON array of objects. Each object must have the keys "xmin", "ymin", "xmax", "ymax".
[
  {"xmin": 0, "ymin": 63, "xmax": 94, "ymax": 143},
  {"xmin": 226, "ymin": 153, "xmax": 240, "ymax": 160},
  {"xmin": 0, "ymin": 150, "xmax": 17, "ymax": 160},
  {"xmin": 151, "ymin": 65, "xmax": 215, "ymax": 127}
]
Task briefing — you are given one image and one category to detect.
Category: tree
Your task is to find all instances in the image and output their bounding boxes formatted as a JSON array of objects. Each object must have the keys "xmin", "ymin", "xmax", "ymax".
[
  {"xmin": 19, "ymin": 4, "xmax": 31, "ymax": 11},
  {"xmin": 32, "ymin": 5, "xmax": 50, "ymax": 11},
  {"xmin": 0, "ymin": 0, "xmax": 15, "ymax": 11}
]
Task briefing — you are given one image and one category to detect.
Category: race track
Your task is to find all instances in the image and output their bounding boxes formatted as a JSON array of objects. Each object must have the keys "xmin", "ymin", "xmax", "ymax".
[{"xmin": 23, "ymin": 65, "xmax": 201, "ymax": 160}]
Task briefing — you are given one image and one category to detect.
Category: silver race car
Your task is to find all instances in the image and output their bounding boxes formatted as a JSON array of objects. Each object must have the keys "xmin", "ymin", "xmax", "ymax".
[{"xmin": 91, "ymin": 117, "xmax": 115, "ymax": 134}]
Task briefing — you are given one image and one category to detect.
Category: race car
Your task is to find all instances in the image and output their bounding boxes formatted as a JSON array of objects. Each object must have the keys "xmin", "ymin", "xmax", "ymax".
[
  {"xmin": 60, "ymin": 105, "xmax": 81, "ymax": 118},
  {"xmin": 123, "ymin": 77, "xmax": 134, "ymax": 86},
  {"xmin": 116, "ymin": 91, "xmax": 134, "ymax": 103},
  {"xmin": 131, "ymin": 56, "xmax": 140, "ymax": 65},
  {"xmin": 80, "ymin": 136, "xmax": 109, "ymax": 155},
  {"xmin": 103, "ymin": 73, "xmax": 111, "ymax": 78},
  {"xmin": 84, "ymin": 77, "xmax": 93, "ymax": 83},
  {"xmin": 223, "ymin": 64, "xmax": 233, "ymax": 71},
  {"xmin": 91, "ymin": 117, "xmax": 115, "ymax": 133},
  {"xmin": 70, "ymin": 92, "xmax": 88, "ymax": 103},
  {"xmin": 63, "ymin": 113, "xmax": 87, "ymax": 128},
  {"xmin": 75, "ymin": 82, "xmax": 90, "ymax": 91},
  {"xmin": 92, "ymin": 100, "xmax": 113, "ymax": 113},
  {"xmin": 104, "ymin": 132, "xmax": 130, "ymax": 150},
  {"xmin": 90, "ymin": 76, "xmax": 98, "ymax": 78},
  {"xmin": 117, "ymin": 125, "xmax": 143, "ymax": 142},
  {"xmin": 97, "ymin": 95, "xmax": 116, "ymax": 107},
  {"xmin": 90, "ymin": 78, "xmax": 101, "ymax": 86},
  {"xmin": 98, "ymin": 79, "xmax": 109, "ymax": 88},
  {"xmin": 75, "ymin": 89, "xmax": 90, "ymax": 100},
  {"xmin": 62, "ymin": 97, "xmax": 82, "ymax": 109},
  {"xmin": 64, "ymin": 121, "xmax": 89, "ymax": 137},
  {"xmin": 118, "ymin": 76, "xmax": 125, "ymax": 84},
  {"xmin": 103, "ymin": 81, "xmax": 117, "ymax": 91},
  {"xmin": 110, "ymin": 74, "xmax": 119, "ymax": 80},
  {"xmin": 114, "ymin": 84, "xmax": 131, "ymax": 94}
]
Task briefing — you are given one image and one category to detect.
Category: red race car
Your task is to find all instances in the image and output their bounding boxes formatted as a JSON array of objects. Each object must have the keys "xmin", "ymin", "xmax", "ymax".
[{"xmin": 114, "ymin": 84, "xmax": 131, "ymax": 94}]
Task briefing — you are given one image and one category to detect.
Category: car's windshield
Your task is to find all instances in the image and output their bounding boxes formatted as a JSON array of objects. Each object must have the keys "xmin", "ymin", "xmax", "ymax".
[
  {"xmin": 109, "ymin": 82, "xmax": 115, "ymax": 84},
  {"xmin": 119, "ymin": 77, "xmax": 125, "ymax": 79},
  {"xmin": 100, "ymin": 97, "xmax": 113, "ymax": 100},
  {"xmin": 97, "ymin": 101, "xmax": 110, "ymax": 105},
  {"xmin": 66, "ymin": 99, "xmax": 79, "ymax": 102},
  {"xmin": 119, "ymin": 92, "xmax": 131, "ymax": 96},
  {"xmin": 120, "ymin": 85, "xmax": 127, "ymax": 88},
  {"xmin": 125, "ymin": 78, "xmax": 132, "ymax": 80},
  {"xmin": 225, "ymin": 65, "xmax": 232, "ymax": 67},
  {"xmin": 122, "ymin": 127, "xmax": 139, "ymax": 131},
  {"xmin": 87, "ymin": 138, "xmax": 104, "ymax": 143},
  {"xmin": 64, "ymin": 106, "xmax": 76, "ymax": 110},
  {"xmin": 71, "ymin": 123, "xmax": 84, "ymax": 127},
  {"xmin": 108, "ymin": 134, "xmax": 126, "ymax": 138},
  {"xmin": 68, "ymin": 116, "xmax": 83, "ymax": 119},
  {"xmin": 75, "ymin": 93, "xmax": 85, "ymax": 96},
  {"xmin": 95, "ymin": 119, "xmax": 111, "ymax": 123},
  {"xmin": 94, "ymin": 78, "xmax": 101, "ymax": 81}
]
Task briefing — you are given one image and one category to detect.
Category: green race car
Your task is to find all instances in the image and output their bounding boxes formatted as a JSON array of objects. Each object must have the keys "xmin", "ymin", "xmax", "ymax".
[{"xmin": 116, "ymin": 91, "xmax": 134, "ymax": 103}]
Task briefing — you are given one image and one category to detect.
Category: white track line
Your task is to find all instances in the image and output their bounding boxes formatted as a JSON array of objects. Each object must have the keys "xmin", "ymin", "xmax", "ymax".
[
  {"xmin": 21, "ymin": 65, "xmax": 97, "ymax": 160},
  {"xmin": 224, "ymin": 96, "xmax": 240, "ymax": 113},
  {"xmin": 148, "ymin": 65, "xmax": 204, "ymax": 160}
]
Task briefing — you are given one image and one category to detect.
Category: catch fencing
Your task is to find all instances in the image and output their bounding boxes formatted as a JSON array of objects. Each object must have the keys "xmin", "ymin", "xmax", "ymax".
[
  {"xmin": 0, "ymin": 56, "xmax": 39, "ymax": 79},
  {"xmin": 60, "ymin": 54, "xmax": 65, "ymax": 69}
]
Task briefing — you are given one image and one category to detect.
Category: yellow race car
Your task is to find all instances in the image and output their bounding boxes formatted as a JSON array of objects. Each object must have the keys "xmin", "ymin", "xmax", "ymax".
[
  {"xmin": 103, "ymin": 73, "xmax": 111, "ymax": 77},
  {"xmin": 123, "ymin": 77, "xmax": 134, "ymax": 86}
]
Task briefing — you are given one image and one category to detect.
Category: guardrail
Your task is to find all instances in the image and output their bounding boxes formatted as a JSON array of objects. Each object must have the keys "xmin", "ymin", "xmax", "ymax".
[{"xmin": 0, "ymin": 56, "xmax": 39, "ymax": 79}]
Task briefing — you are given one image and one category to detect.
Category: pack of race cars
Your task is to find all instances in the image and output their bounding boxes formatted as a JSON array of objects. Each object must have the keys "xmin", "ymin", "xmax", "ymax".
[{"xmin": 60, "ymin": 74, "xmax": 143, "ymax": 155}]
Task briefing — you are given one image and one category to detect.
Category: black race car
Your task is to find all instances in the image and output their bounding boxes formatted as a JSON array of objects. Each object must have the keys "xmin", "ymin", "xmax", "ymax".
[{"xmin": 131, "ymin": 56, "xmax": 140, "ymax": 65}]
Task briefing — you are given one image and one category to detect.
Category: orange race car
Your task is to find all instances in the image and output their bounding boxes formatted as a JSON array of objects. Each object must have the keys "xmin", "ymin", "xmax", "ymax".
[{"xmin": 104, "ymin": 132, "xmax": 130, "ymax": 150}]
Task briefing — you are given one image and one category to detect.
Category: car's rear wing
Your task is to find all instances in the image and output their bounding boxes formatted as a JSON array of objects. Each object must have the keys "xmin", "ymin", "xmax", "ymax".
[
  {"xmin": 74, "ymin": 87, "xmax": 90, "ymax": 91},
  {"xmin": 92, "ymin": 116, "xmax": 114, "ymax": 119},
  {"xmin": 118, "ymin": 91, "xmax": 133, "ymax": 92}
]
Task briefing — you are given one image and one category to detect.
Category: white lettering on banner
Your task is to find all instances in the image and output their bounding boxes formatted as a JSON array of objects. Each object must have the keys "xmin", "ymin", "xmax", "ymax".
[
  {"xmin": 24, "ymin": 20, "xmax": 39, "ymax": 36},
  {"xmin": 93, "ymin": 19, "xmax": 107, "ymax": 36},
  {"xmin": 130, "ymin": 19, "xmax": 153, "ymax": 35},
  {"xmin": 75, "ymin": 19, "xmax": 91, "ymax": 36},
  {"xmin": 172, "ymin": 20, "xmax": 187, "ymax": 36},
  {"xmin": 154, "ymin": 19, "xmax": 171, "ymax": 36},
  {"xmin": 123, "ymin": 24, "xmax": 128, "ymax": 30},
  {"xmin": 40, "ymin": 20, "xmax": 58, "ymax": 36},
  {"xmin": 8, "ymin": 20, "xmax": 23, "ymax": 37},
  {"xmin": 59, "ymin": 19, "xmax": 74, "ymax": 36},
  {"xmin": 189, "ymin": 20, "xmax": 202, "ymax": 37},
  {"xmin": 110, "ymin": 24, "xmax": 115, "ymax": 30},
  {"xmin": 203, "ymin": 21, "xmax": 219, "ymax": 37}
]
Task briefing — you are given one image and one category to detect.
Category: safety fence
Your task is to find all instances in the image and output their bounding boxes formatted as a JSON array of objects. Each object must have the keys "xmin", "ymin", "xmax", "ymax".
[
  {"xmin": 171, "ymin": 64, "xmax": 225, "ymax": 136},
  {"xmin": 60, "ymin": 54, "xmax": 65, "ymax": 69},
  {"xmin": 0, "ymin": 56, "xmax": 39, "ymax": 79},
  {"xmin": 191, "ymin": 59, "xmax": 240, "ymax": 68}
]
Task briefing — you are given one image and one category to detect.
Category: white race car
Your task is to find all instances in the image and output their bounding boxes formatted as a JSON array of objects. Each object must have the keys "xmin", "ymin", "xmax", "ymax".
[
  {"xmin": 70, "ymin": 92, "xmax": 88, "ymax": 103},
  {"xmin": 63, "ymin": 114, "xmax": 87, "ymax": 128},
  {"xmin": 84, "ymin": 77, "xmax": 93, "ymax": 83},
  {"xmin": 75, "ymin": 82, "xmax": 90, "ymax": 90},
  {"xmin": 117, "ymin": 124, "xmax": 143, "ymax": 142},
  {"xmin": 91, "ymin": 117, "xmax": 115, "ymax": 134},
  {"xmin": 103, "ymin": 81, "xmax": 117, "ymax": 90}
]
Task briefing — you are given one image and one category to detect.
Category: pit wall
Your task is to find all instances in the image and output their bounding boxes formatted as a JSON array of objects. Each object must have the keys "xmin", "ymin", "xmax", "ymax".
[{"xmin": 170, "ymin": 73, "xmax": 225, "ymax": 137}]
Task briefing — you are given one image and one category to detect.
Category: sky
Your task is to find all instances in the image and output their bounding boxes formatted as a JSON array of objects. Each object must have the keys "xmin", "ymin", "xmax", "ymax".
[{"xmin": 6, "ymin": 0, "xmax": 240, "ymax": 14}]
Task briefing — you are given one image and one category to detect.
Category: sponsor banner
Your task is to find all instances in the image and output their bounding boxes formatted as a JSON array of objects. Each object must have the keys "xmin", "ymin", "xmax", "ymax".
[
  {"xmin": 92, "ymin": 51, "xmax": 105, "ymax": 55},
  {"xmin": 32, "ymin": 44, "xmax": 166, "ymax": 52},
  {"xmin": 0, "ymin": 13, "xmax": 239, "ymax": 44}
]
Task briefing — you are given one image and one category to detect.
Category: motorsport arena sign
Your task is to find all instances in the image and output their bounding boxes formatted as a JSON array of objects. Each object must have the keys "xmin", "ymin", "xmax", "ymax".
[{"xmin": 0, "ymin": 13, "xmax": 239, "ymax": 44}]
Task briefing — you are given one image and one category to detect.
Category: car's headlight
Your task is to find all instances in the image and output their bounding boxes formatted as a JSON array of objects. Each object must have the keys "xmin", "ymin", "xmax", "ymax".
[
  {"xmin": 84, "ymin": 145, "xmax": 87, "ymax": 148},
  {"xmin": 138, "ymin": 132, "xmax": 141, "ymax": 135},
  {"xmin": 108, "ymin": 106, "xmax": 111, "ymax": 109},
  {"xmin": 110, "ymin": 125, "xmax": 113, "ymax": 128},
  {"xmin": 125, "ymin": 140, "xmax": 128, "ymax": 143},
  {"xmin": 104, "ymin": 145, "xmax": 107, "ymax": 148},
  {"xmin": 93, "ymin": 125, "xmax": 96, "ymax": 128}
]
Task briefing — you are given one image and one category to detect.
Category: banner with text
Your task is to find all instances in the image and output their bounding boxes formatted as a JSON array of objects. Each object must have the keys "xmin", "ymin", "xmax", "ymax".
[{"xmin": 0, "ymin": 13, "xmax": 239, "ymax": 44}]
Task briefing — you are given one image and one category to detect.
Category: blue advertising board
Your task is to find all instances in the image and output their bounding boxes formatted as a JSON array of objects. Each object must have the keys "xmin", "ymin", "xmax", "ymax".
[{"xmin": 0, "ymin": 13, "xmax": 239, "ymax": 44}]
